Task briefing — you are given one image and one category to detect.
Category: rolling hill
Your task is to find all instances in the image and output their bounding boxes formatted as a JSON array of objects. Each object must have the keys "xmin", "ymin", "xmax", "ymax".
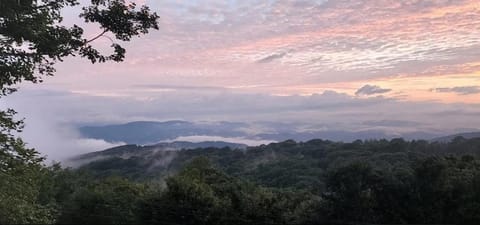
[{"xmin": 431, "ymin": 132, "xmax": 480, "ymax": 142}]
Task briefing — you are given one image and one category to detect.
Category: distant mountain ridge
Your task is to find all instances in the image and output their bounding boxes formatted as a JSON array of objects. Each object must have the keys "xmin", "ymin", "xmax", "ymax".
[
  {"xmin": 75, "ymin": 131, "xmax": 480, "ymax": 163},
  {"xmin": 431, "ymin": 132, "xmax": 480, "ymax": 143},
  {"xmin": 73, "ymin": 140, "xmax": 247, "ymax": 161},
  {"xmin": 152, "ymin": 141, "xmax": 248, "ymax": 149},
  {"xmin": 78, "ymin": 120, "xmax": 442, "ymax": 145},
  {"xmin": 79, "ymin": 120, "xmax": 247, "ymax": 144}
]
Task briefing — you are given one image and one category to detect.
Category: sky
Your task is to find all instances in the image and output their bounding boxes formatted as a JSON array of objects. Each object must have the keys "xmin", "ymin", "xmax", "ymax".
[{"xmin": 2, "ymin": 0, "xmax": 480, "ymax": 160}]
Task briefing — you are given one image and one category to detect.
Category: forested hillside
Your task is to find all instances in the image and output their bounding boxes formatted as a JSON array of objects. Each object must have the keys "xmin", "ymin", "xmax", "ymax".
[
  {"xmin": 77, "ymin": 137, "xmax": 480, "ymax": 189},
  {"xmin": 9, "ymin": 137, "xmax": 471, "ymax": 224},
  {"xmin": 2, "ymin": 137, "xmax": 480, "ymax": 224}
]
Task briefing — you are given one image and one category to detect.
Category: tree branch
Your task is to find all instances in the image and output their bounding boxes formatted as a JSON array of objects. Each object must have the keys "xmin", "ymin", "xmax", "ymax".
[
  {"xmin": 85, "ymin": 29, "xmax": 108, "ymax": 44},
  {"xmin": 2, "ymin": 29, "xmax": 110, "ymax": 58}
]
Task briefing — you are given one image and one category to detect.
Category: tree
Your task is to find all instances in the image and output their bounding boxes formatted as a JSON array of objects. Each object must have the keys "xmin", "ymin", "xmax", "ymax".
[
  {"xmin": 322, "ymin": 162, "xmax": 380, "ymax": 224},
  {"xmin": 140, "ymin": 157, "xmax": 291, "ymax": 225},
  {"xmin": 0, "ymin": 0, "xmax": 159, "ymax": 95},
  {"xmin": 57, "ymin": 177, "xmax": 147, "ymax": 225},
  {"xmin": 0, "ymin": 0, "xmax": 159, "ymax": 223},
  {"xmin": 0, "ymin": 109, "xmax": 53, "ymax": 224},
  {"xmin": 140, "ymin": 157, "xmax": 233, "ymax": 225},
  {"xmin": 0, "ymin": 0, "xmax": 160, "ymax": 170}
]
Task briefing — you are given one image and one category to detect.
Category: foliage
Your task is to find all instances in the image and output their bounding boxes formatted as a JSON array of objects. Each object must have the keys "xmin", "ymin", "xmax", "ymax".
[
  {"xmin": 79, "ymin": 138, "xmax": 480, "ymax": 190},
  {"xmin": 0, "ymin": 109, "xmax": 53, "ymax": 224},
  {"xmin": 74, "ymin": 138, "xmax": 480, "ymax": 225},
  {"xmin": 0, "ymin": 0, "xmax": 159, "ymax": 94},
  {"xmin": 139, "ymin": 157, "xmax": 305, "ymax": 225},
  {"xmin": 57, "ymin": 176, "xmax": 148, "ymax": 224},
  {"xmin": 2, "ymin": 139, "xmax": 480, "ymax": 224},
  {"xmin": 0, "ymin": 1, "xmax": 159, "ymax": 224}
]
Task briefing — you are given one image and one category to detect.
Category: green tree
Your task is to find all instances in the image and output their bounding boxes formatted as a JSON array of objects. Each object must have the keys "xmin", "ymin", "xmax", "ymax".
[
  {"xmin": 0, "ymin": 0, "xmax": 159, "ymax": 223},
  {"xmin": 57, "ymin": 177, "xmax": 147, "ymax": 225},
  {"xmin": 140, "ymin": 157, "xmax": 291, "ymax": 225},
  {"xmin": 322, "ymin": 162, "xmax": 380, "ymax": 224},
  {"xmin": 0, "ymin": 0, "xmax": 159, "ymax": 94},
  {"xmin": 0, "ymin": 109, "xmax": 54, "ymax": 224},
  {"xmin": 140, "ymin": 157, "xmax": 233, "ymax": 225}
]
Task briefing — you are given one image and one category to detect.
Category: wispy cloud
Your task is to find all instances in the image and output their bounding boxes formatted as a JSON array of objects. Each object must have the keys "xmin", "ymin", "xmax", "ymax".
[
  {"xmin": 41, "ymin": 0, "xmax": 480, "ymax": 104},
  {"xmin": 256, "ymin": 52, "xmax": 287, "ymax": 63},
  {"xmin": 432, "ymin": 86, "xmax": 480, "ymax": 95},
  {"xmin": 355, "ymin": 85, "xmax": 391, "ymax": 96}
]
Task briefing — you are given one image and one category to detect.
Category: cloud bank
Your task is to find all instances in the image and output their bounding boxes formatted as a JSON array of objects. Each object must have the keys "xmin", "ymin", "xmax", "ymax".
[{"xmin": 3, "ymin": 86, "xmax": 480, "ymax": 161}]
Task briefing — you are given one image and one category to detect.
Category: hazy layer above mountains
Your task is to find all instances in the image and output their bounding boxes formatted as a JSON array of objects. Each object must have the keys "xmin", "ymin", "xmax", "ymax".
[
  {"xmin": 78, "ymin": 120, "xmax": 466, "ymax": 146},
  {"xmin": 7, "ymin": 88, "xmax": 480, "ymax": 162}
]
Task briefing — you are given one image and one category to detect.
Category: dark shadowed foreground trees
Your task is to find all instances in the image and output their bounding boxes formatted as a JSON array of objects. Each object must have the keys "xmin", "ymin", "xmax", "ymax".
[
  {"xmin": 45, "ymin": 153, "xmax": 480, "ymax": 225},
  {"xmin": 4, "ymin": 138, "xmax": 476, "ymax": 225}
]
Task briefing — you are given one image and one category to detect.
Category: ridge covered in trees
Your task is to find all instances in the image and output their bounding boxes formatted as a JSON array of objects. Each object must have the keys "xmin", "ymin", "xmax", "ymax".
[{"xmin": 3, "ymin": 137, "xmax": 480, "ymax": 224}]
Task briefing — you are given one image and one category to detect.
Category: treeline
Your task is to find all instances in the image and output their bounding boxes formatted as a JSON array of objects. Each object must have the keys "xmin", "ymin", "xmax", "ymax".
[
  {"xmin": 1, "ymin": 137, "xmax": 480, "ymax": 224},
  {"xmin": 81, "ymin": 136, "xmax": 480, "ymax": 192}
]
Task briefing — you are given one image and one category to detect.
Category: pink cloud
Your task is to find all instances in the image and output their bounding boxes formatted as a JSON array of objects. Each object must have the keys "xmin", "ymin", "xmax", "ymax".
[{"xmin": 34, "ymin": 0, "xmax": 480, "ymax": 105}]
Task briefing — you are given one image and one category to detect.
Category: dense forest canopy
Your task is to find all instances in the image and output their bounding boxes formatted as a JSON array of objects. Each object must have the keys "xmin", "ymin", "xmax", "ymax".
[
  {"xmin": 77, "ymin": 137, "xmax": 480, "ymax": 185},
  {"xmin": 4, "ymin": 137, "xmax": 480, "ymax": 224}
]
